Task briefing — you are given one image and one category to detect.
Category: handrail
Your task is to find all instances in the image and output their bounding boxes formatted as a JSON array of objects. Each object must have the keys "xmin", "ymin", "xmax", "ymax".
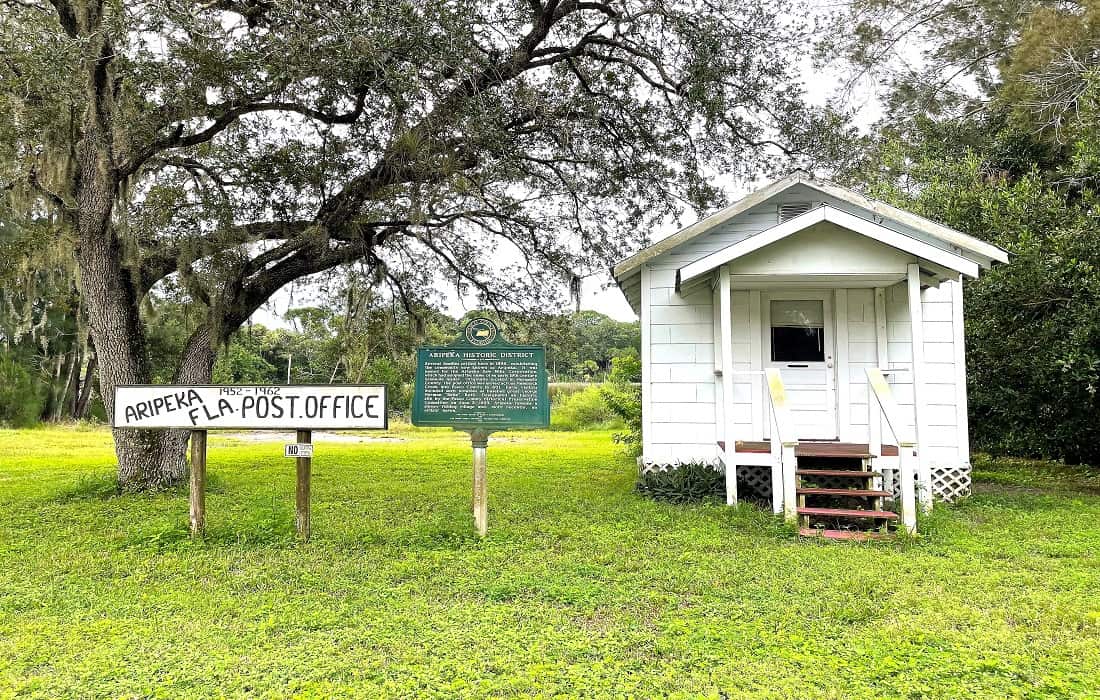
[
  {"xmin": 764, "ymin": 368, "xmax": 798, "ymax": 448},
  {"xmin": 865, "ymin": 368, "xmax": 918, "ymax": 534},
  {"xmin": 866, "ymin": 369, "xmax": 915, "ymax": 448},
  {"xmin": 764, "ymin": 368, "xmax": 799, "ymax": 521}
]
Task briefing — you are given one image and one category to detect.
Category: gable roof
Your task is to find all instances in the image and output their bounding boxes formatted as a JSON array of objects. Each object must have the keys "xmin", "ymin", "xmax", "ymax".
[
  {"xmin": 676, "ymin": 204, "xmax": 981, "ymax": 289},
  {"xmin": 612, "ymin": 170, "xmax": 1009, "ymax": 283}
]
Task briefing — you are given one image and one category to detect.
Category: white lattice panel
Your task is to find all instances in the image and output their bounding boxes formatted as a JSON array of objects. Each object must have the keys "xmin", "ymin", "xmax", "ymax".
[
  {"xmin": 882, "ymin": 464, "xmax": 971, "ymax": 503},
  {"xmin": 736, "ymin": 465, "xmax": 773, "ymax": 502},
  {"xmin": 640, "ymin": 458, "xmax": 719, "ymax": 474},
  {"xmin": 932, "ymin": 464, "xmax": 972, "ymax": 502}
]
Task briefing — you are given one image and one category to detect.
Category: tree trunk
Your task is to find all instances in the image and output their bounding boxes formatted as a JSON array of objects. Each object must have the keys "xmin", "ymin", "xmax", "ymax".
[
  {"xmin": 80, "ymin": 220, "xmax": 188, "ymax": 487},
  {"xmin": 41, "ymin": 353, "xmax": 66, "ymax": 421},
  {"xmin": 60, "ymin": 7, "xmax": 191, "ymax": 489},
  {"xmin": 74, "ymin": 351, "xmax": 97, "ymax": 419},
  {"xmin": 155, "ymin": 324, "xmax": 220, "ymax": 471},
  {"xmin": 56, "ymin": 345, "xmax": 82, "ymax": 421},
  {"xmin": 64, "ymin": 346, "xmax": 81, "ymax": 418}
]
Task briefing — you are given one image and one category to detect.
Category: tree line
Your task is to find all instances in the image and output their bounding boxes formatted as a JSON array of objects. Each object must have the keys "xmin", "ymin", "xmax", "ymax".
[{"xmin": 0, "ymin": 271, "xmax": 640, "ymax": 425}]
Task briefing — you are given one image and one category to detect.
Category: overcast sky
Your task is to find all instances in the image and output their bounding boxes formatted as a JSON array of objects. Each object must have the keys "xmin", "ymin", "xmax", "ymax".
[{"xmin": 253, "ymin": 56, "xmax": 883, "ymax": 327}]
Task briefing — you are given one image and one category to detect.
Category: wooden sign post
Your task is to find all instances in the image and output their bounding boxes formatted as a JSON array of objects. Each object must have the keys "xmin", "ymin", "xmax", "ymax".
[
  {"xmin": 189, "ymin": 429, "xmax": 207, "ymax": 537},
  {"xmin": 470, "ymin": 429, "xmax": 491, "ymax": 537},
  {"xmin": 113, "ymin": 384, "xmax": 386, "ymax": 541},
  {"xmin": 412, "ymin": 318, "xmax": 550, "ymax": 537},
  {"xmin": 295, "ymin": 429, "xmax": 312, "ymax": 542}
]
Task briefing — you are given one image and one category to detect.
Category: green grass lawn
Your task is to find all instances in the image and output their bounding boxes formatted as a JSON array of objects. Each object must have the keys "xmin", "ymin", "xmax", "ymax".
[{"xmin": 1, "ymin": 427, "xmax": 1099, "ymax": 699}]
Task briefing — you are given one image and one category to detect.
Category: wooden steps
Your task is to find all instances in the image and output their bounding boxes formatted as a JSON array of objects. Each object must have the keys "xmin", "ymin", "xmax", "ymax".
[
  {"xmin": 797, "ymin": 506, "xmax": 898, "ymax": 520},
  {"xmin": 796, "ymin": 469, "xmax": 882, "ymax": 478},
  {"xmin": 797, "ymin": 488, "xmax": 891, "ymax": 498},
  {"xmin": 795, "ymin": 453, "xmax": 898, "ymax": 539},
  {"xmin": 719, "ymin": 438, "xmax": 902, "ymax": 539},
  {"xmin": 799, "ymin": 528, "xmax": 894, "ymax": 542}
]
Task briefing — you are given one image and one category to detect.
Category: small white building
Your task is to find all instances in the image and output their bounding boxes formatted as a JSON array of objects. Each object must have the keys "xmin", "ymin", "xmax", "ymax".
[{"xmin": 614, "ymin": 171, "xmax": 1008, "ymax": 538}]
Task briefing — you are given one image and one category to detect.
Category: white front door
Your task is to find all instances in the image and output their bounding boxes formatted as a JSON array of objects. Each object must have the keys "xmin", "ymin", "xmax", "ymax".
[{"xmin": 763, "ymin": 292, "xmax": 837, "ymax": 440}]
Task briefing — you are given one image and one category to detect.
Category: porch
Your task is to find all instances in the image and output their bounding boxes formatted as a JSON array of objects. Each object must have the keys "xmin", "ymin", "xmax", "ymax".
[{"xmin": 688, "ymin": 211, "xmax": 971, "ymax": 537}]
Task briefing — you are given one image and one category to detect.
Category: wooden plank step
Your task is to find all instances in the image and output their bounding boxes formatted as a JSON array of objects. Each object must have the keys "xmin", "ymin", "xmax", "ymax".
[
  {"xmin": 795, "ymin": 442, "xmax": 871, "ymax": 458},
  {"xmin": 798, "ymin": 507, "xmax": 898, "ymax": 520},
  {"xmin": 799, "ymin": 528, "xmax": 894, "ymax": 541},
  {"xmin": 796, "ymin": 469, "xmax": 881, "ymax": 478},
  {"xmin": 797, "ymin": 488, "xmax": 892, "ymax": 497}
]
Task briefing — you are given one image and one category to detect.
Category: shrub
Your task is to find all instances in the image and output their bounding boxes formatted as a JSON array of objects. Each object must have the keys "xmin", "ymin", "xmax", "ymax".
[
  {"xmin": 549, "ymin": 382, "xmax": 588, "ymax": 406},
  {"xmin": 600, "ymin": 352, "xmax": 642, "ymax": 455},
  {"xmin": 550, "ymin": 385, "xmax": 622, "ymax": 431},
  {"xmin": 0, "ymin": 353, "xmax": 47, "ymax": 427},
  {"xmin": 362, "ymin": 357, "xmax": 413, "ymax": 418},
  {"xmin": 635, "ymin": 462, "xmax": 724, "ymax": 504}
]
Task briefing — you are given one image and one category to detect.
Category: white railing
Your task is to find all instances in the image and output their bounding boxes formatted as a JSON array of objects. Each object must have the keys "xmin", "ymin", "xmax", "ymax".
[
  {"xmin": 764, "ymin": 368, "xmax": 799, "ymax": 522},
  {"xmin": 719, "ymin": 369, "xmax": 803, "ymax": 520},
  {"xmin": 865, "ymin": 368, "xmax": 918, "ymax": 534}
]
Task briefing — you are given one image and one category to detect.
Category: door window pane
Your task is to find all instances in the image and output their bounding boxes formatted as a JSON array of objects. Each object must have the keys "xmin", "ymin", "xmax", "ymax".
[{"xmin": 770, "ymin": 300, "xmax": 825, "ymax": 362}]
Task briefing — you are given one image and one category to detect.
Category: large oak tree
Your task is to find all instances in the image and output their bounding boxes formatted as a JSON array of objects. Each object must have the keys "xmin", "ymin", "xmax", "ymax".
[{"xmin": 1, "ymin": 0, "xmax": 834, "ymax": 488}]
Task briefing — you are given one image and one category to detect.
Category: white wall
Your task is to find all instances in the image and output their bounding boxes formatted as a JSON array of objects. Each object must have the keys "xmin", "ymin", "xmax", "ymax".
[
  {"xmin": 920, "ymin": 280, "xmax": 965, "ymax": 465},
  {"xmin": 643, "ymin": 266, "xmax": 720, "ymax": 463},
  {"xmin": 879, "ymin": 280, "xmax": 964, "ymax": 466}
]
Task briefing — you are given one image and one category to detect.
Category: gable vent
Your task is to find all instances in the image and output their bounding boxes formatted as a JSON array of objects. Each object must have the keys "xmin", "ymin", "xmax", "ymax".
[{"xmin": 778, "ymin": 201, "xmax": 813, "ymax": 223}]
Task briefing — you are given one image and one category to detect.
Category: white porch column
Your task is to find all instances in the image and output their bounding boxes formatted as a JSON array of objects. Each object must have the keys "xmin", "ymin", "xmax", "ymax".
[
  {"xmin": 640, "ymin": 265, "xmax": 653, "ymax": 459},
  {"xmin": 907, "ymin": 263, "xmax": 934, "ymax": 512},
  {"xmin": 719, "ymin": 266, "xmax": 737, "ymax": 505}
]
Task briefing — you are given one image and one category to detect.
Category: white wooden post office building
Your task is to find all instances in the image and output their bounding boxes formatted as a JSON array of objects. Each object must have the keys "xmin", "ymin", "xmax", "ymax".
[{"xmin": 614, "ymin": 171, "xmax": 1008, "ymax": 539}]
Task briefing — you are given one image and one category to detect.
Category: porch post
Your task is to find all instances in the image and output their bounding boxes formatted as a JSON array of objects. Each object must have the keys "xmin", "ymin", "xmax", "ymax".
[
  {"xmin": 718, "ymin": 266, "xmax": 737, "ymax": 505},
  {"xmin": 907, "ymin": 264, "xmax": 934, "ymax": 512},
  {"xmin": 898, "ymin": 443, "xmax": 918, "ymax": 534},
  {"xmin": 640, "ymin": 266, "xmax": 653, "ymax": 460}
]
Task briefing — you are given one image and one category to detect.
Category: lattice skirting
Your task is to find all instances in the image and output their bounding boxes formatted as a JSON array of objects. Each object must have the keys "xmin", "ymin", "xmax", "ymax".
[
  {"xmin": 643, "ymin": 459, "xmax": 972, "ymax": 504},
  {"xmin": 734, "ymin": 465, "xmax": 773, "ymax": 503},
  {"xmin": 882, "ymin": 463, "xmax": 972, "ymax": 503},
  {"xmin": 638, "ymin": 458, "xmax": 721, "ymax": 474},
  {"xmin": 639, "ymin": 459, "xmax": 774, "ymax": 503},
  {"xmin": 931, "ymin": 463, "xmax": 972, "ymax": 502}
]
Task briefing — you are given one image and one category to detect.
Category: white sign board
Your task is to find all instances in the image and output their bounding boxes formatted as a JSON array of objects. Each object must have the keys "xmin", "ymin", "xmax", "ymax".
[
  {"xmin": 113, "ymin": 385, "xmax": 387, "ymax": 430},
  {"xmin": 284, "ymin": 443, "xmax": 314, "ymax": 458}
]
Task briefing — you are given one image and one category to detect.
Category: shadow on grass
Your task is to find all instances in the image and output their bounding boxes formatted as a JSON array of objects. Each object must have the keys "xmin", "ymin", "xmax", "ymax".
[
  {"xmin": 51, "ymin": 471, "xmax": 229, "ymax": 503},
  {"xmin": 117, "ymin": 517, "xmax": 300, "ymax": 552}
]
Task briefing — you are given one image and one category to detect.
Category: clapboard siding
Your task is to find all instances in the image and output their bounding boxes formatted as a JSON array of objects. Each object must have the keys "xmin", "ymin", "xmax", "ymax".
[
  {"xmin": 644, "ymin": 263, "xmax": 719, "ymax": 464},
  {"xmin": 729, "ymin": 290, "xmax": 756, "ymax": 439},
  {"xmin": 844, "ymin": 288, "xmax": 877, "ymax": 443},
  {"xmin": 921, "ymin": 280, "xmax": 963, "ymax": 465}
]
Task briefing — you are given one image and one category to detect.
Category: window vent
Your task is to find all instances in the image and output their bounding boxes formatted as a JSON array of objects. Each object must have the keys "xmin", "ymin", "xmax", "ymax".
[{"xmin": 778, "ymin": 201, "xmax": 813, "ymax": 223}]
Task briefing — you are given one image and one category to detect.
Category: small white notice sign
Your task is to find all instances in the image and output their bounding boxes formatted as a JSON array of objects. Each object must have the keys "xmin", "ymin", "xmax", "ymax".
[{"xmin": 284, "ymin": 443, "xmax": 314, "ymax": 458}]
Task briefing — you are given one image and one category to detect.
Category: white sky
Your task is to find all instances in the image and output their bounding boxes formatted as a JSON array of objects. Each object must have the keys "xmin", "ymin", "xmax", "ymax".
[{"xmin": 252, "ymin": 56, "xmax": 883, "ymax": 327}]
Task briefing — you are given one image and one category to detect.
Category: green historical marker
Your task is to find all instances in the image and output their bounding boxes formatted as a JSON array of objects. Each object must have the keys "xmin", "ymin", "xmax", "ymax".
[
  {"xmin": 413, "ymin": 318, "xmax": 550, "ymax": 536},
  {"xmin": 412, "ymin": 318, "xmax": 550, "ymax": 430}
]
